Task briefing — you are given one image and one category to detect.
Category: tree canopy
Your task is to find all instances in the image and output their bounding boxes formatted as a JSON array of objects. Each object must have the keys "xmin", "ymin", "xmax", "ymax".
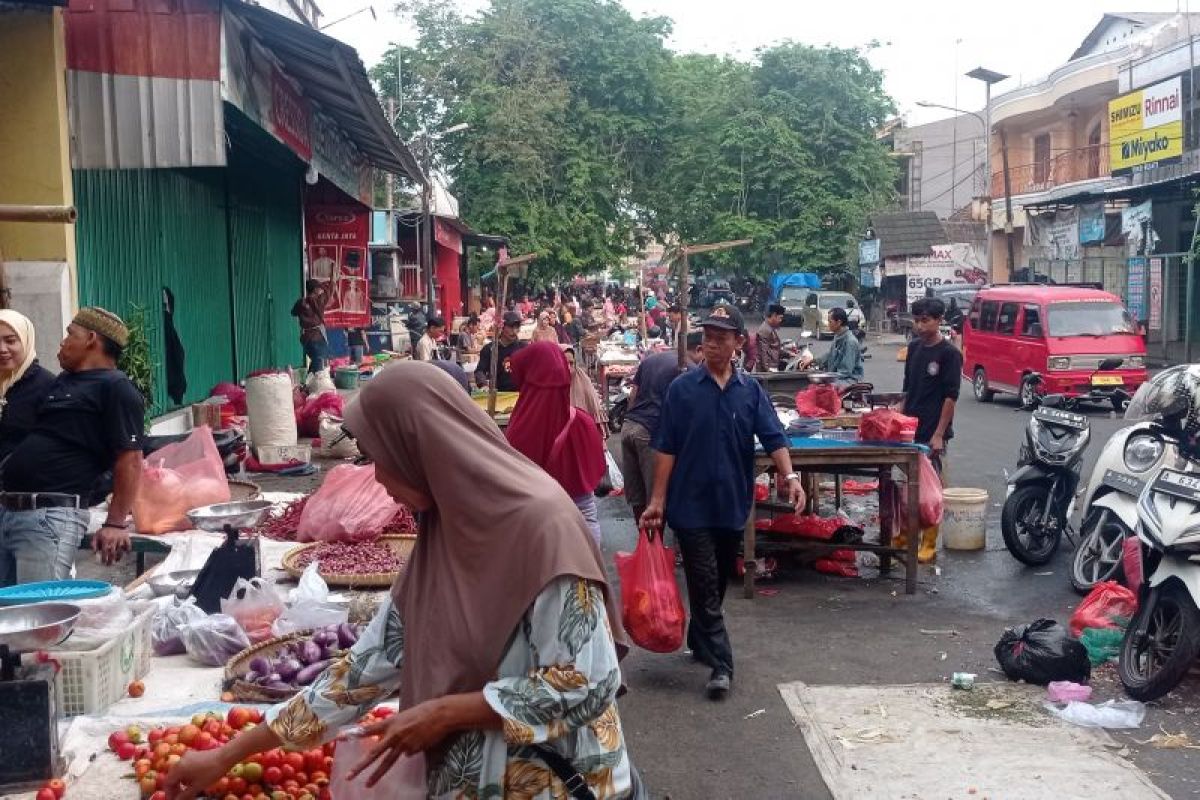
[{"xmin": 372, "ymin": 0, "xmax": 897, "ymax": 283}]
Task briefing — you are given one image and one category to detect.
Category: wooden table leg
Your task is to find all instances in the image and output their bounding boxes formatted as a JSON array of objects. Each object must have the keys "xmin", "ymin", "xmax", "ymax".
[
  {"xmin": 905, "ymin": 456, "xmax": 920, "ymax": 594},
  {"xmin": 743, "ymin": 505, "xmax": 757, "ymax": 599},
  {"xmin": 834, "ymin": 474, "xmax": 844, "ymax": 511}
]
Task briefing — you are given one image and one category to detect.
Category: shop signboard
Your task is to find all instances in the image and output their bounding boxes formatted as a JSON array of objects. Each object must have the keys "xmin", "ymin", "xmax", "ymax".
[
  {"xmin": 904, "ymin": 244, "xmax": 987, "ymax": 305},
  {"xmin": 305, "ymin": 205, "xmax": 370, "ymax": 328},
  {"xmin": 1109, "ymin": 76, "xmax": 1184, "ymax": 176},
  {"xmin": 1127, "ymin": 257, "xmax": 1148, "ymax": 321},
  {"xmin": 1149, "ymin": 257, "xmax": 1163, "ymax": 331},
  {"xmin": 858, "ymin": 238, "xmax": 880, "ymax": 265},
  {"xmin": 1078, "ymin": 202, "xmax": 1106, "ymax": 244}
]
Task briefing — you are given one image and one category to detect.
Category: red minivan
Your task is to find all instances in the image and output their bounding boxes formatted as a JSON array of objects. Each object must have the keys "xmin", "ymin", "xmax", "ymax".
[{"xmin": 963, "ymin": 285, "xmax": 1148, "ymax": 410}]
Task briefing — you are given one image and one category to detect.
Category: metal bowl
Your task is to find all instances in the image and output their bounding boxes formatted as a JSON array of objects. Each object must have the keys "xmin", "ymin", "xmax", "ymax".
[
  {"xmin": 186, "ymin": 499, "xmax": 274, "ymax": 532},
  {"xmin": 0, "ymin": 603, "xmax": 81, "ymax": 654},
  {"xmin": 147, "ymin": 568, "xmax": 202, "ymax": 598}
]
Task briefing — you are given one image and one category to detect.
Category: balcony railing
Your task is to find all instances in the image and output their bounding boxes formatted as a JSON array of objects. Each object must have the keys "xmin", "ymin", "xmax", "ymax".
[{"xmin": 991, "ymin": 144, "xmax": 1109, "ymax": 198}]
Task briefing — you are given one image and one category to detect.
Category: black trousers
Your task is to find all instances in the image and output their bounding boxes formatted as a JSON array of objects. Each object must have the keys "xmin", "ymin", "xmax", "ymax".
[{"xmin": 675, "ymin": 527, "xmax": 740, "ymax": 676}]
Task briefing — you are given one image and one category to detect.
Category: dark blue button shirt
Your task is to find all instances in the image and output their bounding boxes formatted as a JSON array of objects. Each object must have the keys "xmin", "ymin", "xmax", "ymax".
[{"xmin": 653, "ymin": 366, "xmax": 787, "ymax": 530}]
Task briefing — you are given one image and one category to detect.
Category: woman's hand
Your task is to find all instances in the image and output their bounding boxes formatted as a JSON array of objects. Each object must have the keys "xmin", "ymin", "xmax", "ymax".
[
  {"xmin": 348, "ymin": 700, "xmax": 452, "ymax": 787},
  {"xmin": 163, "ymin": 748, "xmax": 234, "ymax": 800}
]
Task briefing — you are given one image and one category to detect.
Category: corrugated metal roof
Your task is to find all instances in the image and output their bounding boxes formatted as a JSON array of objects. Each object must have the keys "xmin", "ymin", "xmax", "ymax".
[
  {"xmin": 226, "ymin": 0, "xmax": 424, "ymax": 185},
  {"xmin": 869, "ymin": 211, "xmax": 949, "ymax": 258}
]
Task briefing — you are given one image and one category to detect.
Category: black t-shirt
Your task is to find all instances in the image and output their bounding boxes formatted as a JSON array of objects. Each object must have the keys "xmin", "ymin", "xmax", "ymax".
[
  {"xmin": 0, "ymin": 361, "xmax": 56, "ymax": 464},
  {"xmin": 902, "ymin": 339, "xmax": 963, "ymax": 444},
  {"xmin": 625, "ymin": 351, "xmax": 683, "ymax": 436},
  {"xmin": 476, "ymin": 339, "xmax": 527, "ymax": 392},
  {"xmin": 4, "ymin": 368, "xmax": 145, "ymax": 497}
]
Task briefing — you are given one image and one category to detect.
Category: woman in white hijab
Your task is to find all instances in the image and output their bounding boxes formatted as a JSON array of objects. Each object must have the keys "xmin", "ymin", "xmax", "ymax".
[{"xmin": 0, "ymin": 310, "xmax": 54, "ymax": 464}]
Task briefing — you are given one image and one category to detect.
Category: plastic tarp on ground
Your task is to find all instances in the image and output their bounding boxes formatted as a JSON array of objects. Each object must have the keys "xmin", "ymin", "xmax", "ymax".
[{"xmin": 770, "ymin": 272, "xmax": 822, "ymax": 300}]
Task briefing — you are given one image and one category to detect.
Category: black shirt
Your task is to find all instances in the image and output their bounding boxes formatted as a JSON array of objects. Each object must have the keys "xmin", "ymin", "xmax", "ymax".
[
  {"xmin": 0, "ymin": 361, "xmax": 56, "ymax": 464},
  {"xmin": 902, "ymin": 339, "xmax": 963, "ymax": 444},
  {"xmin": 475, "ymin": 339, "xmax": 527, "ymax": 392},
  {"xmin": 4, "ymin": 368, "xmax": 145, "ymax": 498},
  {"xmin": 625, "ymin": 351, "xmax": 683, "ymax": 436}
]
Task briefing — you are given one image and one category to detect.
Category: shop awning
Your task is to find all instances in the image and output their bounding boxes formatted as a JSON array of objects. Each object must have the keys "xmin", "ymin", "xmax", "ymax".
[
  {"xmin": 227, "ymin": 0, "xmax": 425, "ymax": 186},
  {"xmin": 393, "ymin": 209, "xmax": 508, "ymax": 249}
]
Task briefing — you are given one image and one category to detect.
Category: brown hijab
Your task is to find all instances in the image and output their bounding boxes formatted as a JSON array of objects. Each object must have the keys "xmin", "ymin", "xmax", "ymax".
[{"xmin": 343, "ymin": 361, "xmax": 625, "ymax": 710}]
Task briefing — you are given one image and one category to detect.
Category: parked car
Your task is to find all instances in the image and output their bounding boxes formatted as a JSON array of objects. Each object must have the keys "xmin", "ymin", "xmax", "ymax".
[
  {"xmin": 895, "ymin": 283, "xmax": 983, "ymax": 335},
  {"xmin": 779, "ymin": 290, "xmax": 858, "ymax": 338},
  {"xmin": 701, "ymin": 278, "xmax": 734, "ymax": 308},
  {"xmin": 963, "ymin": 284, "xmax": 1148, "ymax": 410}
]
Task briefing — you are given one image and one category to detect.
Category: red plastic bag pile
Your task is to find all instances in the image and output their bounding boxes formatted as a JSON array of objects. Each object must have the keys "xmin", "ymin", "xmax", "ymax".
[
  {"xmin": 296, "ymin": 391, "xmax": 344, "ymax": 437},
  {"xmin": 815, "ymin": 549, "xmax": 858, "ymax": 577},
  {"xmin": 615, "ymin": 529, "xmax": 686, "ymax": 653},
  {"xmin": 795, "ymin": 385, "xmax": 841, "ymax": 418},
  {"xmin": 209, "ymin": 382, "xmax": 247, "ymax": 415},
  {"xmin": 766, "ymin": 514, "xmax": 846, "ymax": 540},
  {"xmin": 859, "ymin": 409, "xmax": 918, "ymax": 442},
  {"xmin": 1070, "ymin": 580, "xmax": 1138, "ymax": 638}
]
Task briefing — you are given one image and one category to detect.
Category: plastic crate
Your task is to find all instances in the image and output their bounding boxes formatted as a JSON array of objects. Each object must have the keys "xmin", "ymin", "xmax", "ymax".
[{"xmin": 51, "ymin": 605, "xmax": 154, "ymax": 717}]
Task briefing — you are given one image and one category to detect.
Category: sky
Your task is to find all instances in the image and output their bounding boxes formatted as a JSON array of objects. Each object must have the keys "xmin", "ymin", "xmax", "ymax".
[{"xmin": 320, "ymin": 0, "xmax": 1187, "ymax": 125}]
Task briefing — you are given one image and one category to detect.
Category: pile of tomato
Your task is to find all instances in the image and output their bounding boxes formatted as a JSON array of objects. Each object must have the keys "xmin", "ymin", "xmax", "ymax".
[{"xmin": 105, "ymin": 704, "xmax": 398, "ymax": 799}]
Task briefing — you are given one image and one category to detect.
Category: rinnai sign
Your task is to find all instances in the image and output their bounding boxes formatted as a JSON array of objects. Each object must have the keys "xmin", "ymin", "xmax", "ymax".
[{"xmin": 1109, "ymin": 76, "xmax": 1184, "ymax": 176}]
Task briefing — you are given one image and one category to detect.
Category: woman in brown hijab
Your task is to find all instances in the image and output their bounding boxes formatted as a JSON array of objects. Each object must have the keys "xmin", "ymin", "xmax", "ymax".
[{"xmin": 166, "ymin": 362, "xmax": 634, "ymax": 800}]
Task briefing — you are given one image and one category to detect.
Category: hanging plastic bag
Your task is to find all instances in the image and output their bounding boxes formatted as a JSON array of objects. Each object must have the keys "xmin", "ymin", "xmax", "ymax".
[
  {"xmin": 297, "ymin": 463, "xmax": 401, "ymax": 543},
  {"xmin": 918, "ymin": 454, "xmax": 944, "ymax": 528},
  {"xmin": 1069, "ymin": 580, "xmax": 1138, "ymax": 638},
  {"xmin": 220, "ymin": 577, "xmax": 286, "ymax": 643},
  {"xmin": 859, "ymin": 408, "xmax": 919, "ymax": 442},
  {"xmin": 994, "ymin": 618, "xmax": 1091, "ymax": 685},
  {"xmin": 330, "ymin": 731, "xmax": 425, "ymax": 800},
  {"xmin": 1043, "ymin": 699, "xmax": 1145, "ymax": 729},
  {"xmin": 615, "ymin": 528, "xmax": 686, "ymax": 653},
  {"xmin": 132, "ymin": 426, "xmax": 231, "ymax": 534},
  {"xmin": 605, "ymin": 449, "xmax": 624, "ymax": 491},
  {"xmin": 151, "ymin": 598, "xmax": 208, "ymax": 656},
  {"xmin": 271, "ymin": 562, "xmax": 348, "ymax": 637},
  {"xmin": 180, "ymin": 613, "xmax": 251, "ymax": 666},
  {"xmin": 795, "ymin": 385, "xmax": 841, "ymax": 418}
]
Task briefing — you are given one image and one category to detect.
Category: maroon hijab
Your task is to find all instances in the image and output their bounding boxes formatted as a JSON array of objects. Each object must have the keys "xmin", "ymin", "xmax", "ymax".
[
  {"xmin": 343, "ymin": 361, "xmax": 624, "ymax": 710},
  {"xmin": 505, "ymin": 341, "xmax": 606, "ymax": 497}
]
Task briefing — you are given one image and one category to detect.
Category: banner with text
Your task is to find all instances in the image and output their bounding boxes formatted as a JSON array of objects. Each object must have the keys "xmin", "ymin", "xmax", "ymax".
[
  {"xmin": 904, "ymin": 244, "xmax": 987, "ymax": 305},
  {"xmin": 1109, "ymin": 75, "xmax": 1184, "ymax": 176},
  {"xmin": 305, "ymin": 205, "xmax": 370, "ymax": 328}
]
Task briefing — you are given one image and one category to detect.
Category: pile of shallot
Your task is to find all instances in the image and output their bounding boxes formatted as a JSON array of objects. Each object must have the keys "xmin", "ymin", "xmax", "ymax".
[
  {"xmin": 293, "ymin": 540, "xmax": 405, "ymax": 575},
  {"xmin": 256, "ymin": 497, "xmax": 417, "ymax": 541}
]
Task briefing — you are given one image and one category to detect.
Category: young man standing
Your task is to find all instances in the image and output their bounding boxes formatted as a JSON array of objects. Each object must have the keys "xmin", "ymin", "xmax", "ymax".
[
  {"xmin": 415, "ymin": 317, "xmax": 446, "ymax": 361},
  {"xmin": 753, "ymin": 304, "xmax": 785, "ymax": 371},
  {"xmin": 901, "ymin": 297, "xmax": 961, "ymax": 473},
  {"xmin": 475, "ymin": 311, "xmax": 527, "ymax": 392},
  {"xmin": 642, "ymin": 305, "xmax": 805, "ymax": 700},
  {"xmin": 290, "ymin": 279, "xmax": 328, "ymax": 373}
]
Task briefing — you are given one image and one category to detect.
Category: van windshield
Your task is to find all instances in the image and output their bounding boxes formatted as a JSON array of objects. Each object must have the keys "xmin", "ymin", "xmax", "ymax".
[
  {"xmin": 818, "ymin": 294, "xmax": 853, "ymax": 310},
  {"xmin": 1047, "ymin": 301, "xmax": 1138, "ymax": 337},
  {"xmin": 780, "ymin": 288, "xmax": 808, "ymax": 303}
]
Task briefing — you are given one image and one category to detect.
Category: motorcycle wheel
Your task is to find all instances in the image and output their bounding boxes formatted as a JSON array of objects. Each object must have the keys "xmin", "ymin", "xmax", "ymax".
[
  {"xmin": 608, "ymin": 399, "xmax": 627, "ymax": 434},
  {"xmin": 1119, "ymin": 580, "xmax": 1200, "ymax": 702},
  {"xmin": 1070, "ymin": 508, "xmax": 1127, "ymax": 595},
  {"xmin": 1000, "ymin": 484, "xmax": 1062, "ymax": 565}
]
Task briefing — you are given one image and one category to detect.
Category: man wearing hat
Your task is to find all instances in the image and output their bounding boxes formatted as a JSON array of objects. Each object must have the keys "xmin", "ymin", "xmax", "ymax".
[
  {"xmin": 0, "ymin": 307, "xmax": 145, "ymax": 586},
  {"xmin": 474, "ymin": 311, "xmax": 527, "ymax": 392},
  {"xmin": 642, "ymin": 303, "xmax": 805, "ymax": 699}
]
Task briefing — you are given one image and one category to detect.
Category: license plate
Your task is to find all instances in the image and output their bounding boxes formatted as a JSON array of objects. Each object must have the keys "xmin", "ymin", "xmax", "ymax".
[
  {"xmin": 1092, "ymin": 375, "xmax": 1124, "ymax": 386},
  {"xmin": 1101, "ymin": 469, "xmax": 1144, "ymax": 496},
  {"xmin": 1151, "ymin": 469, "xmax": 1200, "ymax": 504},
  {"xmin": 1033, "ymin": 407, "xmax": 1088, "ymax": 429}
]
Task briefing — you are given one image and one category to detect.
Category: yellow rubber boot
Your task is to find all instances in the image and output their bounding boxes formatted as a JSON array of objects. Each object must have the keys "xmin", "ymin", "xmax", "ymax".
[{"xmin": 918, "ymin": 525, "xmax": 939, "ymax": 564}]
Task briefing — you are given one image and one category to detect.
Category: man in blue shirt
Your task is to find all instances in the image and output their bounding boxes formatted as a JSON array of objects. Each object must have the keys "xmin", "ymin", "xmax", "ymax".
[{"xmin": 643, "ymin": 304, "xmax": 805, "ymax": 699}]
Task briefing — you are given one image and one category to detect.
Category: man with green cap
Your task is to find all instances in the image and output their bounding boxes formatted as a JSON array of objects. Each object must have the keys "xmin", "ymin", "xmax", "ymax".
[{"xmin": 0, "ymin": 307, "xmax": 145, "ymax": 586}]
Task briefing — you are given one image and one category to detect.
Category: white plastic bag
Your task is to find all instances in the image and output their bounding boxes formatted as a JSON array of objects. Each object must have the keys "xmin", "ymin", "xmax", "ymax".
[
  {"xmin": 180, "ymin": 613, "xmax": 251, "ymax": 666},
  {"xmin": 47, "ymin": 587, "xmax": 132, "ymax": 652},
  {"xmin": 1043, "ymin": 699, "xmax": 1145, "ymax": 729},
  {"xmin": 306, "ymin": 369, "xmax": 336, "ymax": 395},
  {"xmin": 220, "ymin": 577, "xmax": 285, "ymax": 643},
  {"xmin": 604, "ymin": 449, "xmax": 624, "ymax": 491},
  {"xmin": 152, "ymin": 598, "xmax": 207, "ymax": 656},
  {"xmin": 271, "ymin": 562, "xmax": 348, "ymax": 636},
  {"xmin": 319, "ymin": 414, "xmax": 359, "ymax": 459}
]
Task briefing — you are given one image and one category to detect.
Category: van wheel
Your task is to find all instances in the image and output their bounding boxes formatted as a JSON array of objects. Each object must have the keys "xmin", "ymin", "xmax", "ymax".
[
  {"xmin": 973, "ymin": 368, "xmax": 994, "ymax": 402},
  {"xmin": 1019, "ymin": 377, "xmax": 1040, "ymax": 409}
]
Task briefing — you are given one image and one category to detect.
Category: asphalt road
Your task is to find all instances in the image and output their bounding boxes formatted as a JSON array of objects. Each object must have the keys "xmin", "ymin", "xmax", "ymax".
[{"xmin": 607, "ymin": 329, "xmax": 1200, "ymax": 800}]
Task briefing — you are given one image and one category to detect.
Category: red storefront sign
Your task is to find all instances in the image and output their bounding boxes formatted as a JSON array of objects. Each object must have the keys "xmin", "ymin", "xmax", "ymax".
[
  {"xmin": 305, "ymin": 205, "xmax": 369, "ymax": 327},
  {"xmin": 271, "ymin": 66, "xmax": 312, "ymax": 160}
]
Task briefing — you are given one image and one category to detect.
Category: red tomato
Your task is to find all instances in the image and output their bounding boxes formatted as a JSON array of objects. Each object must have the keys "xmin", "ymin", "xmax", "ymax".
[
  {"xmin": 138, "ymin": 775, "xmax": 157, "ymax": 796},
  {"xmin": 36, "ymin": 789, "xmax": 56, "ymax": 800},
  {"xmin": 116, "ymin": 742, "xmax": 137, "ymax": 761},
  {"xmin": 263, "ymin": 766, "xmax": 283, "ymax": 786},
  {"xmin": 107, "ymin": 731, "xmax": 129, "ymax": 752},
  {"xmin": 284, "ymin": 752, "xmax": 305, "ymax": 772},
  {"xmin": 46, "ymin": 779, "xmax": 66, "ymax": 799},
  {"xmin": 303, "ymin": 751, "xmax": 324, "ymax": 775},
  {"xmin": 227, "ymin": 707, "xmax": 252, "ymax": 730},
  {"xmin": 194, "ymin": 731, "xmax": 216, "ymax": 751},
  {"xmin": 147, "ymin": 728, "xmax": 164, "ymax": 746},
  {"xmin": 149, "ymin": 792, "xmax": 167, "ymax": 800},
  {"xmin": 229, "ymin": 777, "xmax": 248, "ymax": 795},
  {"xmin": 203, "ymin": 719, "xmax": 222, "ymax": 736},
  {"xmin": 280, "ymin": 765, "xmax": 296, "ymax": 781}
]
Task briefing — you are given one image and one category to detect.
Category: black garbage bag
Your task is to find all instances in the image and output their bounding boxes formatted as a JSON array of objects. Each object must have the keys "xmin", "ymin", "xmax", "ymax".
[
  {"xmin": 189, "ymin": 525, "xmax": 258, "ymax": 614},
  {"xmin": 994, "ymin": 618, "xmax": 1091, "ymax": 685}
]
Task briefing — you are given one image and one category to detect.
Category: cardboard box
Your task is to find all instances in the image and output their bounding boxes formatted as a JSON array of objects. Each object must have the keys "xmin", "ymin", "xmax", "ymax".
[{"xmin": 254, "ymin": 443, "xmax": 312, "ymax": 465}]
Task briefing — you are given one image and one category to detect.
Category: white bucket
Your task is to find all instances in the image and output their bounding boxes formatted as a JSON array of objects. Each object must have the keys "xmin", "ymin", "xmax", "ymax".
[{"xmin": 942, "ymin": 488, "xmax": 988, "ymax": 550}]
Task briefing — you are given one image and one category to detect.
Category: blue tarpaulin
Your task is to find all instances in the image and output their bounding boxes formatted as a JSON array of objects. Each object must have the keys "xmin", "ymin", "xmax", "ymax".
[{"xmin": 769, "ymin": 272, "xmax": 822, "ymax": 300}]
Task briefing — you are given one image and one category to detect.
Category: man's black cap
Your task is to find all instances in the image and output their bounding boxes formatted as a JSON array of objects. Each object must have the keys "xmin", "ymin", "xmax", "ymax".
[
  {"xmin": 502, "ymin": 311, "xmax": 523, "ymax": 327},
  {"xmin": 701, "ymin": 303, "xmax": 745, "ymax": 333}
]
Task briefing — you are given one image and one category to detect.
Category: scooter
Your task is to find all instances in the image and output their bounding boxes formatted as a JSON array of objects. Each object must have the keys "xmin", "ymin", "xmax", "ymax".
[
  {"xmin": 1001, "ymin": 377, "xmax": 1092, "ymax": 565},
  {"xmin": 1071, "ymin": 420, "xmax": 1180, "ymax": 594},
  {"xmin": 607, "ymin": 377, "xmax": 633, "ymax": 434},
  {"xmin": 1117, "ymin": 466, "xmax": 1200, "ymax": 701}
]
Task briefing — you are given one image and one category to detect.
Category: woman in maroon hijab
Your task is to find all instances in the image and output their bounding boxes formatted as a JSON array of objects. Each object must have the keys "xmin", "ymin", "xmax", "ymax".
[{"xmin": 506, "ymin": 341, "xmax": 607, "ymax": 544}]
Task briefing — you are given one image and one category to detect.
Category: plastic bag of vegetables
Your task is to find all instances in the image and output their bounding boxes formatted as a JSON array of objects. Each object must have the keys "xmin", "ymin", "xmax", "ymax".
[
  {"xmin": 221, "ymin": 577, "xmax": 285, "ymax": 643},
  {"xmin": 151, "ymin": 598, "xmax": 207, "ymax": 656},
  {"xmin": 132, "ymin": 425, "xmax": 231, "ymax": 534},
  {"xmin": 271, "ymin": 562, "xmax": 348, "ymax": 637},
  {"xmin": 180, "ymin": 613, "xmax": 251, "ymax": 666}
]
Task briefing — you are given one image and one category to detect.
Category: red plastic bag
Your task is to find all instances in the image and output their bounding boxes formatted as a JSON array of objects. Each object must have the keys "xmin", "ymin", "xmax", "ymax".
[
  {"xmin": 209, "ymin": 382, "xmax": 247, "ymax": 415},
  {"xmin": 918, "ymin": 454, "xmax": 944, "ymax": 528},
  {"xmin": 296, "ymin": 391, "xmax": 344, "ymax": 437},
  {"xmin": 859, "ymin": 408, "xmax": 918, "ymax": 442},
  {"xmin": 795, "ymin": 385, "xmax": 841, "ymax": 418},
  {"xmin": 1122, "ymin": 538, "xmax": 1143, "ymax": 589},
  {"xmin": 1070, "ymin": 580, "xmax": 1138, "ymax": 638},
  {"xmin": 133, "ymin": 426, "xmax": 231, "ymax": 534},
  {"xmin": 771, "ymin": 514, "xmax": 843, "ymax": 540},
  {"xmin": 615, "ymin": 529, "xmax": 685, "ymax": 653},
  {"xmin": 297, "ymin": 463, "xmax": 402, "ymax": 543}
]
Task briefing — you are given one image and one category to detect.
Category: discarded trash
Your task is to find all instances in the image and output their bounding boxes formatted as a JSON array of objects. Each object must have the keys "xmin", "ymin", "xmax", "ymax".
[
  {"xmin": 757, "ymin": 588, "xmax": 780, "ymax": 597},
  {"xmin": 920, "ymin": 629, "xmax": 960, "ymax": 636},
  {"xmin": 1046, "ymin": 681, "xmax": 1093, "ymax": 703},
  {"xmin": 835, "ymin": 728, "xmax": 899, "ymax": 749},
  {"xmin": 938, "ymin": 651, "xmax": 948, "ymax": 661},
  {"xmin": 1070, "ymin": 581, "xmax": 1137, "ymax": 638},
  {"xmin": 985, "ymin": 698, "xmax": 1013, "ymax": 710},
  {"xmin": 1079, "ymin": 627, "xmax": 1125, "ymax": 665},
  {"xmin": 744, "ymin": 708, "xmax": 766, "ymax": 720},
  {"xmin": 950, "ymin": 672, "xmax": 976, "ymax": 690},
  {"xmin": 1043, "ymin": 699, "xmax": 1146, "ymax": 729},
  {"xmin": 1135, "ymin": 726, "xmax": 1200, "ymax": 749},
  {"xmin": 995, "ymin": 619, "xmax": 1090, "ymax": 685}
]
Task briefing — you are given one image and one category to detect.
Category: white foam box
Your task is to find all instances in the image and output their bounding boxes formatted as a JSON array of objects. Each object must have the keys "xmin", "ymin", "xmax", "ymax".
[{"xmin": 254, "ymin": 443, "xmax": 313, "ymax": 465}]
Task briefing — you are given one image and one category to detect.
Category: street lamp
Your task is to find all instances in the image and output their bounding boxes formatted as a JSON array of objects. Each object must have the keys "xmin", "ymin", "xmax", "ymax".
[{"xmin": 966, "ymin": 66, "xmax": 1009, "ymax": 277}]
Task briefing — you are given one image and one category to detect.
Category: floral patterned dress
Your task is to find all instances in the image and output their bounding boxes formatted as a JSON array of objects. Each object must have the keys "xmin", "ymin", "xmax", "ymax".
[{"xmin": 266, "ymin": 576, "xmax": 631, "ymax": 799}]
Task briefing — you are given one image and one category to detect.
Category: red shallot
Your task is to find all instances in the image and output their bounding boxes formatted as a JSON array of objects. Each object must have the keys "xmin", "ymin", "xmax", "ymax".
[{"xmin": 294, "ymin": 541, "xmax": 404, "ymax": 575}]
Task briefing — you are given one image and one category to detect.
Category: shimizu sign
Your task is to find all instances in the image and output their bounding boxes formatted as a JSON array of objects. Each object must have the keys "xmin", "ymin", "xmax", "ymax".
[{"xmin": 1109, "ymin": 76, "xmax": 1184, "ymax": 176}]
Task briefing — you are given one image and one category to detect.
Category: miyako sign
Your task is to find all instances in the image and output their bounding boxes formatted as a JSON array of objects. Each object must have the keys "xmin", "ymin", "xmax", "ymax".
[{"xmin": 1108, "ymin": 76, "xmax": 1184, "ymax": 176}]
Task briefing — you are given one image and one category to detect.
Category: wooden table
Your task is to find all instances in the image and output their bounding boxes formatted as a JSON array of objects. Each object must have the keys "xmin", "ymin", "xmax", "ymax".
[
  {"xmin": 79, "ymin": 532, "xmax": 171, "ymax": 576},
  {"xmin": 597, "ymin": 362, "xmax": 637, "ymax": 414},
  {"xmin": 746, "ymin": 438, "xmax": 927, "ymax": 596}
]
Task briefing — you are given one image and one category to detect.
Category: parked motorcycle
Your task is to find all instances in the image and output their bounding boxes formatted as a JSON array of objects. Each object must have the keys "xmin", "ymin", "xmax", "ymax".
[
  {"xmin": 1118, "ymin": 466, "xmax": 1200, "ymax": 700},
  {"xmin": 607, "ymin": 377, "xmax": 633, "ymax": 434},
  {"xmin": 1001, "ymin": 378, "xmax": 1092, "ymax": 565}
]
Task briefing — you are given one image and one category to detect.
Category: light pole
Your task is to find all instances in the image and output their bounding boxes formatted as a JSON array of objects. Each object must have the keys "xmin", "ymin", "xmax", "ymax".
[
  {"xmin": 413, "ymin": 123, "xmax": 469, "ymax": 311},
  {"xmin": 966, "ymin": 67, "xmax": 1009, "ymax": 278}
]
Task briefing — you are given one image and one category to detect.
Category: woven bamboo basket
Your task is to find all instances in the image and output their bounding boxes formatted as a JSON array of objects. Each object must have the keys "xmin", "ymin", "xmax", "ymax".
[
  {"xmin": 281, "ymin": 534, "xmax": 417, "ymax": 588},
  {"xmin": 222, "ymin": 631, "xmax": 313, "ymax": 702}
]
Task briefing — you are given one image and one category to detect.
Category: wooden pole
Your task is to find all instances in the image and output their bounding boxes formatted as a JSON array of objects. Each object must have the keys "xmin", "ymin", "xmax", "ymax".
[
  {"xmin": 0, "ymin": 205, "xmax": 76, "ymax": 224},
  {"xmin": 1000, "ymin": 128, "xmax": 1016, "ymax": 279},
  {"xmin": 486, "ymin": 266, "xmax": 508, "ymax": 417},
  {"xmin": 677, "ymin": 250, "xmax": 689, "ymax": 370}
]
